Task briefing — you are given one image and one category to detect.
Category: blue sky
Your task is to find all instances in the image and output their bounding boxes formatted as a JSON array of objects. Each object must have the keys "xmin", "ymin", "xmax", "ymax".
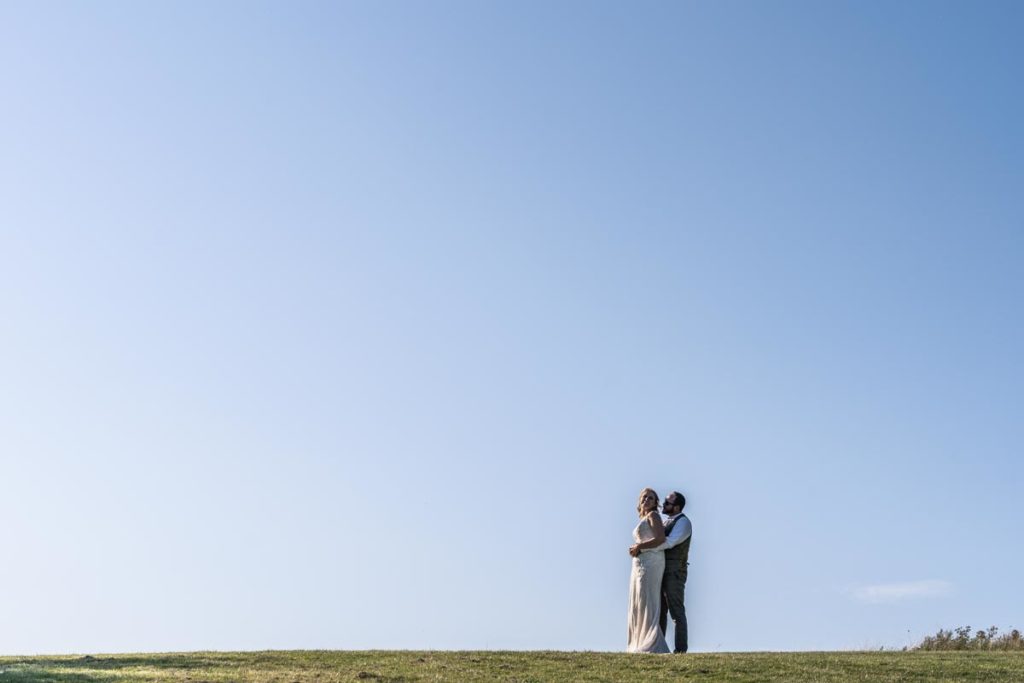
[{"xmin": 1, "ymin": 1, "xmax": 1021, "ymax": 653}]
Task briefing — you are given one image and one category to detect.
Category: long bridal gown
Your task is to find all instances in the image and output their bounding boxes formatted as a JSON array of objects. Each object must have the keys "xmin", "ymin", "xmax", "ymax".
[{"xmin": 627, "ymin": 516, "xmax": 670, "ymax": 653}]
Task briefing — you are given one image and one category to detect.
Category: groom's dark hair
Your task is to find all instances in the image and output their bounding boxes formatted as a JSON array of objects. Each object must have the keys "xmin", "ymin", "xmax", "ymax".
[{"xmin": 670, "ymin": 492, "xmax": 686, "ymax": 510}]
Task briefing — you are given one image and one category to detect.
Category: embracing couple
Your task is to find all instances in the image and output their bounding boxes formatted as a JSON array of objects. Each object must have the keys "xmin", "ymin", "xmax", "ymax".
[{"xmin": 627, "ymin": 488, "xmax": 692, "ymax": 654}]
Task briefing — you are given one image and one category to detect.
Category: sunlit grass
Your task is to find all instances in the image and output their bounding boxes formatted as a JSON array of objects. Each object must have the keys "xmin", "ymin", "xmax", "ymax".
[{"xmin": 2, "ymin": 650, "xmax": 1024, "ymax": 682}]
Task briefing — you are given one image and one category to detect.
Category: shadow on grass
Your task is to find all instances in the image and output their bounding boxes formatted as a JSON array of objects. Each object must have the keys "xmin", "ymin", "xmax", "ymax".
[
  {"xmin": 0, "ymin": 667, "xmax": 117, "ymax": 683},
  {"xmin": 0, "ymin": 653, "xmax": 247, "ymax": 682}
]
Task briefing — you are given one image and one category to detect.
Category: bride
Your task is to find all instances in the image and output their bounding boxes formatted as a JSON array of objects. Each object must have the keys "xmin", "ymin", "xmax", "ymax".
[{"xmin": 627, "ymin": 487, "xmax": 670, "ymax": 653}]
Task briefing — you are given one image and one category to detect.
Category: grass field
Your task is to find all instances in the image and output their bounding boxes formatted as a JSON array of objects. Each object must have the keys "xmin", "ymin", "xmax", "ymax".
[{"xmin": 2, "ymin": 650, "xmax": 1024, "ymax": 682}]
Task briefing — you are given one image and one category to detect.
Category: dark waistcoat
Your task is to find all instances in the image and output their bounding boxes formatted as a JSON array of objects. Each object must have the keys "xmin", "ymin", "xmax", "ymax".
[{"xmin": 663, "ymin": 513, "xmax": 691, "ymax": 571}]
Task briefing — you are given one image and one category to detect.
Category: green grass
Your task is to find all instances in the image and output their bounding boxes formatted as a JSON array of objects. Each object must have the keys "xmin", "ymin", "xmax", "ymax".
[{"xmin": 1, "ymin": 650, "xmax": 1023, "ymax": 682}]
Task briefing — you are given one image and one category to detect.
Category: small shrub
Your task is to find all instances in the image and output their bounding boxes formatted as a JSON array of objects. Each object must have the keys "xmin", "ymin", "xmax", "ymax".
[{"xmin": 915, "ymin": 626, "xmax": 1024, "ymax": 651}]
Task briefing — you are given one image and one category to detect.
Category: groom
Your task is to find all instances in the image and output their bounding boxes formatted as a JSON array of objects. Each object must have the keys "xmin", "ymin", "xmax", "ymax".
[{"xmin": 658, "ymin": 491, "xmax": 691, "ymax": 653}]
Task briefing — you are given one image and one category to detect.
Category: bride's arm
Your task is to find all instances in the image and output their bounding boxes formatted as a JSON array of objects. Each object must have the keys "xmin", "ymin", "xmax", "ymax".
[{"xmin": 631, "ymin": 512, "xmax": 667, "ymax": 552}]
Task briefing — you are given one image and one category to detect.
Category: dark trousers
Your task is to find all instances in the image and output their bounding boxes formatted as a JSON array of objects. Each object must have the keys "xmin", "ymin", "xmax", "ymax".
[{"xmin": 659, "ymin": 568, "xmax": 688, "ymax": 653}]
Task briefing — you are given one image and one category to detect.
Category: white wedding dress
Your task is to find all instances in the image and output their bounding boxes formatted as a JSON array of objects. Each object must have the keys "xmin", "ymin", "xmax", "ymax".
[{"xmin": 627, "ymin": 517, "xmax": 670, "ymax": 653}]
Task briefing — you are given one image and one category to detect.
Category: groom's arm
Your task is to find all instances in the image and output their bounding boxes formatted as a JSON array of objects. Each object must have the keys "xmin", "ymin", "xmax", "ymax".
[{"xmin": 654, "ymin": 516, "xmax": 692, "ymax": 551}]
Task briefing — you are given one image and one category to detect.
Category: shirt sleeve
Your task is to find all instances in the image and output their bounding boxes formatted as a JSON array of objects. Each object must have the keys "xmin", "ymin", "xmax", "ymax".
[{"xmin": 653, "ymin": 516, "xmax": 691, "ymax": 551}]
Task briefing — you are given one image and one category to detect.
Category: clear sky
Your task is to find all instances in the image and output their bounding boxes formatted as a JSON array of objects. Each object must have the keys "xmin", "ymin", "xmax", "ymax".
[{"xmin": 2, "ymin": 1, "xmax": 1021, "ymax": 654}]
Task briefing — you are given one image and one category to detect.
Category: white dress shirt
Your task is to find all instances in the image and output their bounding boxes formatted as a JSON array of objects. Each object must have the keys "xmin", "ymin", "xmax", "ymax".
[{"xmin": 652, "ymin": 513, "xmax": 691, "ymax": 552}]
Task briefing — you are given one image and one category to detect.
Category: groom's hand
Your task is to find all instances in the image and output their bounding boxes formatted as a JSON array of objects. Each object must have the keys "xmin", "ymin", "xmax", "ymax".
[{"xmin": 629, "ymin": 544, "xmax": 640, "ymax": 557}]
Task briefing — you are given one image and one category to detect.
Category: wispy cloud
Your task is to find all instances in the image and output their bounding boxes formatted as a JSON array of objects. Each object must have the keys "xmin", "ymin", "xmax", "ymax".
[{"xmin": 849, "ymin": 580, "xmax": 953, "ymax": 604}]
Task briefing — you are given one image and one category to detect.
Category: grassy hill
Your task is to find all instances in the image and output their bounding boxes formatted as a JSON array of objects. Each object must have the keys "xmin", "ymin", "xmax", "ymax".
[{"xmin": 2, "ymin": 650, "xmax": 1023, "ymax": 682}]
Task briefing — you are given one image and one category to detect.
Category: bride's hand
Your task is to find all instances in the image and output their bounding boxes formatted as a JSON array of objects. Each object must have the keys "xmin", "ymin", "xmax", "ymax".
[{"xmin": 629, "ymin": 544, "xmax": 640, "ymax": 557}]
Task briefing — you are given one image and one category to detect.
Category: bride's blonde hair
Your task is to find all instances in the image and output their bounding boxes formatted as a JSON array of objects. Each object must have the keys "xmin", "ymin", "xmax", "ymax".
[{"xmin": 636, "ymin": 487, "xmax": 659, "ymax": 517}]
